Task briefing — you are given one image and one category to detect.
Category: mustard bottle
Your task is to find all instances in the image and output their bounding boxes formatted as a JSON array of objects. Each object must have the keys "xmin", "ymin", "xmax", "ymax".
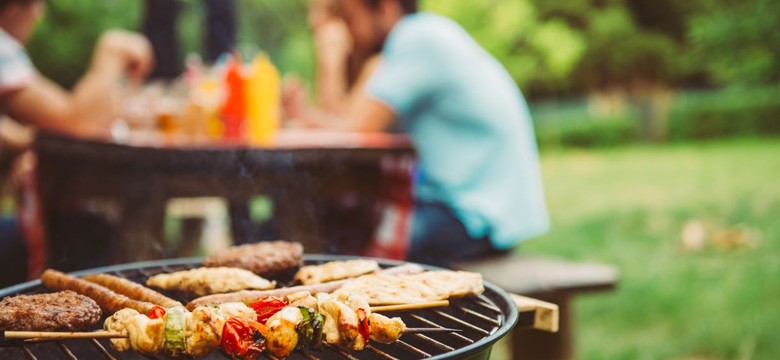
[{"xmin": 245, "ymin": 53, "xmax": 280, "ymax": 147}]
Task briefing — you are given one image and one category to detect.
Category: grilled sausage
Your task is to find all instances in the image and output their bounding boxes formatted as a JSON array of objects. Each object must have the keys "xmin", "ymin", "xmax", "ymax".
[
  {"xmin": 186, "ymin": 263, "xmax": 426, "ymax": 310},
  {"xmin": 82, "ymin": 273, "xmax": 182, "ymax": 308},
  {"xmin": 41, "ymin": 269, "xmax": 156, "ymax": 315}
]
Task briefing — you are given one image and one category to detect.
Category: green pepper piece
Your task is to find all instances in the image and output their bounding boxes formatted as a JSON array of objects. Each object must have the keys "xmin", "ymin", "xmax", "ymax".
[
  {"xmin": 310, "ymin": 312, "xmax": 324, "ymax": 351},
  {"xmin": 295, "ymin": 306, "xmax": 314, "ymax": 350},
  {"xmin": 164, "ymin": 306, "xmax": 187, "ymax": 358}
]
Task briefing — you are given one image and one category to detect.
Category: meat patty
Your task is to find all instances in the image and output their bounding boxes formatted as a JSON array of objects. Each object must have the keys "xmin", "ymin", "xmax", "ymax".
[
  {"xmin": 0, "ymin": 290, "xmax": 102, "ymax": 331},
  {"xmin": 204, "ymin": 241, "xmax": 303, "ymax": 277}
]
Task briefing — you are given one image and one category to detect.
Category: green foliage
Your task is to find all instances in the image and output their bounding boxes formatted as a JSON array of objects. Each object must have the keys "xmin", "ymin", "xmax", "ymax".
[
  {"xmin": 668, "ymin": 87, "xmax": 780, "ymax": 140},
  {"xmin": 25, "ymin": 0, "xmax": 313, "ymax": 88},
  {"xmin": 22, "ymin": 0, "xmax": 780, "ymax": 100},
  {"xmin": 236, "ymin": 0, "xmax": 313, "ymax": 79},
  {"xmin": 687, "ymin": 0, "xmax": 780, "ymax": 86},
  {"xmin": 536, "ymin": 115, "xmax": 639, "ymax": 148},
  {"xmin": 422, "ymin": 0, "xmax": 585, "ymax": 92},
  {"xmin": 532, "ymin": 86, "xmax": 780, "ymax": 148},
  {"xmin": 566, "ymin": 5, "xmax": 682, "ymax": 91},
  {"xmin": 27, "ymin": 1, "xmax": 141, "ymax": 87}
]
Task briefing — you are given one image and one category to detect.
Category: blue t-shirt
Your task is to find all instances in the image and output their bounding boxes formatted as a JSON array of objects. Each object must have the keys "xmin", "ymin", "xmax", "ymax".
[{"xmin": 367, "ymin": 13, "xmax": 550, "ymax": 249}]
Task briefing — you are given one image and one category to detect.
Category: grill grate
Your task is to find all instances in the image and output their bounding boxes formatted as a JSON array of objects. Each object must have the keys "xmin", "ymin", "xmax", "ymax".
[{"xmin": 1, "ymin": 256, "xmax": 518, "ymax": 360}]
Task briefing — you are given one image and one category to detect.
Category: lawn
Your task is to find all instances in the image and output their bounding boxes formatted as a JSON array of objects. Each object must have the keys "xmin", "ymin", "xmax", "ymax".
[{"xmin": 523, "ymin": 138, "xmax": 780, "ymax": 359}]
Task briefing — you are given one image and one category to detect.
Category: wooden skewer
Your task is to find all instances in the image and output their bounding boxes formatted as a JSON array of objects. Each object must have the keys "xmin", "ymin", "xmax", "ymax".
[
  {"xmin": 371, "ymin": 300, "xmax": 449, "ymax": 312},
  {"xmin": 2, "ymin": 300, "xmax": 454, "ymax": 342},
  {"xmin": 2, "ymin": 330, "xmax": 126, "ymax": 341}
]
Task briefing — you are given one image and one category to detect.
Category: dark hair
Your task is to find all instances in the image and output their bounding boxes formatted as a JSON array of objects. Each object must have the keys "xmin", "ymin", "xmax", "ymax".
[
  {"xmin": 364, "ymin": 0, "xmax": 417, "ymax": 14},
  {"xmin": 0, "ymin": 0, "xmax": 39, "ymax": 10}
]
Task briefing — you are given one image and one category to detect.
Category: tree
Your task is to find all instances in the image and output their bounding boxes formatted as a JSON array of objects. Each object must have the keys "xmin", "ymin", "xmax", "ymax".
[
  {"xmin": 27, "ymin": 1, "xmax": 140, "ymax": 88},
  {"xmin": 686, "ymin": 0, "xmax": 780, "ymax": 86},
  {"xmin": 26, "ymin": 0, "xmax": 314, "ymax": 88},
  {"xmin": 422, "ymin": 0, "xmax": 586, "ymax": 97}
]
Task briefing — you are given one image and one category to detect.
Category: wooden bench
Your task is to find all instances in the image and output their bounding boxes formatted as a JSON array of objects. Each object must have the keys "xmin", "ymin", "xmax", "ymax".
[{"xmin": 454, "ymin": 254, "xmax": 619, "ymax": 360}]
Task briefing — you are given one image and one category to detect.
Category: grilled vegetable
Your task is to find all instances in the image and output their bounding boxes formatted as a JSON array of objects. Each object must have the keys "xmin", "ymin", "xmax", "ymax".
[
  {"xmin": 356, "ymin": 308, "xmax": 369, "ymax": 342},
  {"xmin": 249, "ymin": 296, "xmax": 287, "ymax": 324},
  {"xmin": 221, "ymin": 317, "xmax": 266, "ymax": 360},
  {"xmin": 164, "ymin": 306, "xmax": 187, "ymax": 358},
  {"xmin": 311, "ymin": 311, "xmax": 324, "ymax": 350},
  {"xmin": 148, "ymin": 305, "xmax": 166, "ymax": 320}
]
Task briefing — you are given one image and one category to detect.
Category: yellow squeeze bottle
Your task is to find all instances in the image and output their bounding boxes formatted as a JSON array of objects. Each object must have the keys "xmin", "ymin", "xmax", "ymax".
[
  {"xmin": 245, "ymin": 53, "xmax": 281, "ymax": 146},
  {"xmin": 196, "ymin": 75, "xmax": 224, "ymax": 139}
]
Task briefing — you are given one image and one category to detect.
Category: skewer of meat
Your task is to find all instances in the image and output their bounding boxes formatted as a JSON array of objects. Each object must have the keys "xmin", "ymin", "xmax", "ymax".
[
  {"xmin": 81, "ymin": 273, "xmax": 182, "ymax": 308},
  {"xmin": 40, "ymin": 269, "xmax": 157, "ymax": 315},
  {"xmin": 103, "ymin": 303, "xmax": 258, "ymax": 358},
  {"xmin": 3, "ymin": 300, "xmax": 455, "ymax": 360},
  {"xmin": 35, "ymin": 293, "xmax": 448, "ymax": 359}
]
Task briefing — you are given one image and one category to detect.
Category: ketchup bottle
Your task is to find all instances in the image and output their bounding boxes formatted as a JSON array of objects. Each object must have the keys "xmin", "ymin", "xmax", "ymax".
[{"xmin": 220, "ymin": 55, "xmax": 246, "ymax": 143}]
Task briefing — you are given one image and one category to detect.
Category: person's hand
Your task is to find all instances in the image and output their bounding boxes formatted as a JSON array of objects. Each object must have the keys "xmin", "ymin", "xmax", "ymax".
[
  {"xmin": 93, "ymin": 29, "xmax": 154, "ymax": 80},
  {"xmin": 281, "ymin": 75, "xmax": 309, "ymax": 123}
]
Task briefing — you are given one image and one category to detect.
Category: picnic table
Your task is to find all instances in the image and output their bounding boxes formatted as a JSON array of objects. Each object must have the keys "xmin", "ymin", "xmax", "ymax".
[{"xmin": 30, "ymin": 130, "xmax": 415, "ymax": 273}]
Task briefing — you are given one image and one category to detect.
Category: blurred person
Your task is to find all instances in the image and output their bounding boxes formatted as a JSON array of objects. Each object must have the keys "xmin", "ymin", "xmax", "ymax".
[
  {"xmin": 142, "ymin": 0, "xmax": 236, "ymax": 80},
  {"xmin": 309, "ymin": 0, "xmax": 379, "ymax": 113},
  {"xmin": 0, "ymin": 0, "xmax": 153, "ymax": 286},
  {"xmin": 0, "ymin": 1, "xmax": 153, "ymax": 137},
  {"xmin": 283, "ymin": 0, "xmax": 381, "ymax": 126},
  {"xmin": 284, "ymin": 0, "xmax": 549, "ymax": 267}
]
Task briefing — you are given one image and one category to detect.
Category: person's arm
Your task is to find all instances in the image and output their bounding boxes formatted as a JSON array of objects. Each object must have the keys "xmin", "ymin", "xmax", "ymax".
[
  {"xmin": 284, "ymin": 54, "xmax": 390, "ymax": 132},
  {"xmin": 344, "ymin": 90, "xmax": 396, "ymax": 133},
  {"xmin": 313, "ymin": 19, "xmax": 350, "ymax": 114},
  {"xmin": 283, "ymin": 83, "xmax": 396, "ymax": 133},
  {"xmin": 0, "ymin": 30, "xmax": 152, "ymax": 138}
]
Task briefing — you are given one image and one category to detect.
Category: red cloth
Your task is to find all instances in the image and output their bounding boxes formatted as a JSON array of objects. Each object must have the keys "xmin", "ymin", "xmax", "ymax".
[{"xmin": 363, "ymin": 154, "xmax": 415, "ymax": 260}]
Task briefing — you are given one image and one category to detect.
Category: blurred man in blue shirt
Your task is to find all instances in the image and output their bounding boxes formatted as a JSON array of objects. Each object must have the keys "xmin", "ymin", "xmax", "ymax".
[{"xmin": 297, "ymin": 0, "xmax": 549, "ymax": 266}]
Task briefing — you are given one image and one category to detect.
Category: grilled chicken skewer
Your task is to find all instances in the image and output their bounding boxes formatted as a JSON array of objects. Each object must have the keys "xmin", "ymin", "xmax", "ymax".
[
  {"xmin": 104, "ymin": 302, "xmax": 257, "ymax": 358},
  {"xmin": 99, "ymin": 292, "xmax": 457, "ymax": 359},
  {"xmin": 3, "ymin": 302, "xmax": 457, "ymax": 360}
]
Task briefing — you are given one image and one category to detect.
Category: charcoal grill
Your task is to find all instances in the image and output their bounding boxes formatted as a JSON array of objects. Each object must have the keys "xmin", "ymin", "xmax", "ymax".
[{"xmin": 0, "ymin": 255, "xmax": 519, "ymax": 360}]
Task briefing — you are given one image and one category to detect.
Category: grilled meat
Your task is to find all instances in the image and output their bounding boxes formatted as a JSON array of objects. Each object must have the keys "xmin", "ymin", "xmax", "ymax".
[
  {"xmin": 41, "ymin": 269, "xmax": 156, "ymax": 315},
  {"xmin": 317, "ymin": 294, "xmax": 365, "ymax": 351},
  {"xmin": 294, "ymin": 260, "xmax": 379, "ymax": 285},
  {"xmin": 82, "ymin": 273, "xmax": 181, "ymax": 308},
  {"xmin": 204, "ymin": 241, "xmax": 303, "ymax": 277},
  {"xmin": 0, "ymin": 290, "xmax": 101, "ymax": 331},
  {"xmin": 105, "ymin": 308, "xmax": 140, "ymax": 351},
  {"xmin": 265, "ymin": 306, "xmax": 303, "ymax": 358},
  {"xmin": 186, "ymin": 263, "xmax": 426, "ymax": 310},
  {"xmin": 368, "ymin": 313, "xmax": 405, "ymax": 344},
  {"xmin": 146, "ymin": 267, "xmax": 275, "ymax": 296},
  {"xmin": 333, "ymin": 270, "xmax": 484, "ymax": 305}
]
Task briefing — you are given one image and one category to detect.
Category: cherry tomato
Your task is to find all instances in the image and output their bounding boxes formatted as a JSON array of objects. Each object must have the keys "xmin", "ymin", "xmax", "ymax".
[
  {"xmin": 148, "ymin": 305, "xmax": 166, "ymax": 320},
  {"xmin": 249, "ymin": 296, "xmax": 288, "ymax": 324},
  {"xmin": 356, "ymin": 308, "xmax": 370, "ymax": 342},
  {"xmin": 221, "ymin": 317, "xmax": 266, "ymax": 360}
]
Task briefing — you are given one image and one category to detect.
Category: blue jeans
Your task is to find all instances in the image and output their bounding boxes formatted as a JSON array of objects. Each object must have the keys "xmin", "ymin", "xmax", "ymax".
[
  {"xmin": 407, "ymin": 202, "xmax": 505, "ymax": 267},
  {"xmin": 0, "ymin": 217, "xmax": 27, "ymax": 288}
]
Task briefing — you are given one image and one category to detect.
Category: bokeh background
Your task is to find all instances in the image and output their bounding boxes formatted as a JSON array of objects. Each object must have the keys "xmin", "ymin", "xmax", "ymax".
[{"xmin": 23, "ymin": 0, "xmax": 780, "ymax": 359}]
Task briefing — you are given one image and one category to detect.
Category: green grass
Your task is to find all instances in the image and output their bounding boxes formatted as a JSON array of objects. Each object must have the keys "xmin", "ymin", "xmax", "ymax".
[{"xmin": 522, "ymin": 138, "xmax": 780, "ymax": 359}]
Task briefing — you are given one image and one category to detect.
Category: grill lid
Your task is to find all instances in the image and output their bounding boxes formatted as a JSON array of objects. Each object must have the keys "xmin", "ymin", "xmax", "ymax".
[{"xmin": 1, "ymin": 255, "xmax": 518, "ymax": 360}]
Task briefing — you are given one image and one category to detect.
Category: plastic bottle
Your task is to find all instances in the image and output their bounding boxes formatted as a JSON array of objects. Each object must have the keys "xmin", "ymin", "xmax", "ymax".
[
  {"xmin": 220, "ymin": 54, "xmax": 246, "ymax": 143},
  {"xmin": 197, "ymin": 72, "xmax": 224, "ymax": 140},
  {"xmin": 245, "ymin": 53, "xmax": 280, "ymax": 146}
]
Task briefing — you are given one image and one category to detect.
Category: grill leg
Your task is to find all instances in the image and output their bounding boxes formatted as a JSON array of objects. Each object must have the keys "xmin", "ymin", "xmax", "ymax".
[{"xmin": 511, "ymin": 292, "xmax": 574, "ymax": 360}]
